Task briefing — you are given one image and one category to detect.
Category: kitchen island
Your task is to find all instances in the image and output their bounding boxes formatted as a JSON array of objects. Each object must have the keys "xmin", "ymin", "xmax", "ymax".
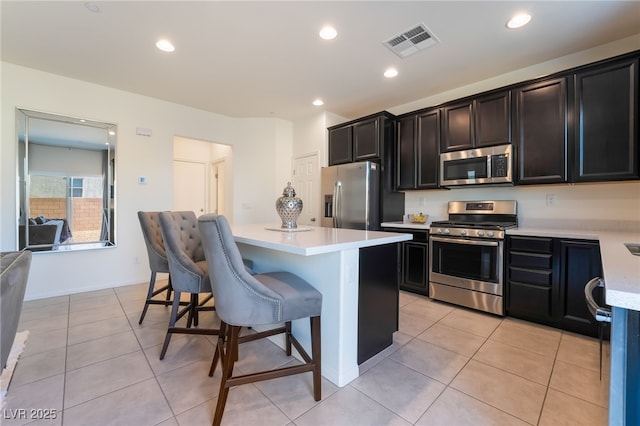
[{"xmin": 230, "ymin": 224, "xmax": 412, "ymax": 387}]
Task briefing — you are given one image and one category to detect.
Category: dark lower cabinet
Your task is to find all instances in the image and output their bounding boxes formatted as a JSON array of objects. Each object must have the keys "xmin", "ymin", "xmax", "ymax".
[
  {"xmin": 385, "ymin": 228, "xmax": 429, "ymax": 295},
  {"xmin": 507, "ymin": 235, "xmax": 601, "ymax": 337},
  {"xmin": 555, "ymin": 239, "xmax": 603, "ymax": 336},
  {"xmin": 402, "ymin": 241, "xmax": 429, "ymax": 295}
]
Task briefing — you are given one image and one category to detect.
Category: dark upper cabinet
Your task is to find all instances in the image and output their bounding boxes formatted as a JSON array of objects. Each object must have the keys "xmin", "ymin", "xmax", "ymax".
[
  {"xmin": 475, "ymin": 91, "xmax": 512, "ymax": 147},
  {"xmin": 328, "ymin": 126, "xmax": 352, "ymax": 165},
  {"xmin": 353, "ymin": 117, "xmax": 381, "ymax": 161},
  {"xmin": 396, "ymin": 115, "xmax": 416, "ymax": 190},
  {"xmin": 328, "ymin": 113, "xmax": 393, "ymax": 166},
  {"xmin": 514, "ymin": 77, "xmax": 568, "ymax": 184},
  {"xmin": 573, "ymin": 58, "xmax": 639, "ymax": 182},
  {"xmin": 417, "ymin": 110, "xmax": 441, "ymax": 189},
  {"xmin": 441, "ymin": 100, "xmax": 474, "ymax": 151},
  {"xmin": 441, "ymin": 90, "xmax": 511, "ymax": 152},
  {"xmin": 396, "ymin": 109, "xmax": 440, "ymax": 190}
]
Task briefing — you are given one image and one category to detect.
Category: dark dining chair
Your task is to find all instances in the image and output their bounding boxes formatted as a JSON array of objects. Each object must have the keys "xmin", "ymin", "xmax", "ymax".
[{"xmin": 198, "ymin": 213, "xmax": 322, "ymax": 426}]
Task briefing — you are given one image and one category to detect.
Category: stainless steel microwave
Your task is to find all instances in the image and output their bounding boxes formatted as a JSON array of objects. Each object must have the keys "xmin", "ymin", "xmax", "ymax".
[{"xmin": 440, "ymin": 144, "xmax": 513, "ymax": 187}]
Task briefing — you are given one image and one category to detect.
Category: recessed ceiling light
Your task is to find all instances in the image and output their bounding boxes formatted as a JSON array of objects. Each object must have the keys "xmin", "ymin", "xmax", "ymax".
[
  {"xmin": 84, "ymin": 2, "xmax": 100, "ymax": 13},
  {"xmin": 506, "ymin": 13, "xmax": 531, "ymax": 29},
  {"xmin": 384, "ymin": 68, "xmax": 398, "ymax": 78},
  {"xmin": 319, "ymin": 26, "xmax": 337, "ymax": 40},
  {"xmin": 312, "ymin": 99, "xmax": 324, "ymax": 106},
  {"xmin": 156, "ymin": 39, "xmax": 175, "ymax": 52}
]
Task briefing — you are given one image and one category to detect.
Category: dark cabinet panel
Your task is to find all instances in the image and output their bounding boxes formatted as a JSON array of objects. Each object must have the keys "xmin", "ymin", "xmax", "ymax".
[
  {"xmin": 555, "ymin": 240, "xmax": 602, "ymax": 336},
  {"xmin": 507, "ymin": 235, "xmax": 601, "ymax": 337},
  {"xmin": 354, "ymin": 118, "xmax": 382, "ymax": 161},
  {"xmin": 328, "ymin": 126, "xmax": 352, "ymax": 165},
  {"xmin": 475, "ymin": 91, "xmax": 512, "ymax": 147},
  {"xmin": 385, "ymin": 228, "xmax": 428, "ymax": 295},
  {"xmin": 573, "ymin": 58, "xmax": 639, "ymax": 181},
  {"xmin": 441, "ymin": 91, "xmax": 511, "ymax": 153},
  {"xmin": 328, "ymin": 113, "xmax": 394, "ymax": 167},
  {"xmin": 402, "ymin": 242, "xmax": 429, "ymax": 293},
  {"xmin": 396, "ymin": 109, "xmax": 440, "ymax": 190},
  {"xmin": 358, "ymin": 244, "xmax": 400, "ymax": 364},
  {"xmin": 396, "ymin": 116, "xmax": 417, "ymax": 190},
  {"xmin": 515, "ymin": 77, "xmax": 568, "ymax": 184},
  {"xmin": 416, "ymin": 110, "xmax": 440, "ymax": 188},
  {"xmin": 441, "ymin": 100, "xmax": 474, "ymax": 151}
]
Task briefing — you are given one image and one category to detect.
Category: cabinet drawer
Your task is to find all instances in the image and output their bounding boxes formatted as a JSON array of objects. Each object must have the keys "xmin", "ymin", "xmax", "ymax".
[
  {"xmin": 510, "ymin": 267, "xmax": 552, "ymax": 287},
  {"xmin": 508, "ymin": 282, "xmax": 552, "ymax": 317},
  {"xmin": 509, "ymin": 236, "xmax": 553, "ymax": 253},
  {"xmin": 510, "ymin": 251, "xmax": 552, "ymax": 269}
]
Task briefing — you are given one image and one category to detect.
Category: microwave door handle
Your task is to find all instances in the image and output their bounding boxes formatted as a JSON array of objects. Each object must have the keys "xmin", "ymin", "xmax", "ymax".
[
  {"xmin": 430, "ymin": 236, "xmax": 499, "ymax": 247},
  {"xmin": 333, "ymin": 181, "xmax": 341, "ymax": 228}
]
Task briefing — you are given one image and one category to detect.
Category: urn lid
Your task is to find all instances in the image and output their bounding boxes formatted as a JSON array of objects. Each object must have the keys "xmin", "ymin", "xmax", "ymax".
[{"xmin": 281, "ymin": 182, "xmax": 297, "ymax": 197}]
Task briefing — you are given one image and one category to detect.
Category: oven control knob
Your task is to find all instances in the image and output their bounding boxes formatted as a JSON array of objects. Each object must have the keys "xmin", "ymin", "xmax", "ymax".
[
  {"xmin": 478, "ymin": 230, "xmax": 485, "ymax": 237},
  {"xmin": 460, "ymin": 230, "xmax": 467, "ymax": 236},
  {"xmin": 487, "ymin": 231, "xmax": 495, "ymax": 237},
  {"xmin": 444, "ymin": 228, "xmax": 450, "ymax": 234}
]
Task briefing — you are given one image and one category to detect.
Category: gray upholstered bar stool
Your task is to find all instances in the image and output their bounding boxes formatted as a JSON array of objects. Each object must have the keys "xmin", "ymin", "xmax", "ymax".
[
  {"xmin": 137, "ymin": 211, "xmax": 180, "ymax": 324},
  {"xmin": 158, "ymin": 211, "xmax": 218, "ymax": 359},
  {"xmin": 198, "ymin": 214, "xmax": 322, "ymax": 426}
]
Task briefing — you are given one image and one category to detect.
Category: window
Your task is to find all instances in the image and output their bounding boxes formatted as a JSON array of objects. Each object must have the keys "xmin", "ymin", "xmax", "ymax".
[{"xmin": 70, "ymin": 177, "xmax": 84, "ymax": 197}]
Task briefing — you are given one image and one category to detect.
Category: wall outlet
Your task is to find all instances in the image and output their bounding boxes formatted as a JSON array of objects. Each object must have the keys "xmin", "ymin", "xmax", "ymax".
[
  {"xmin": 134, "ymin": 256, "xmax": 140, "ymax": 264},
  {"xmin": 546, "ymin": 194, "xmax": 556, "ymax": 206}
]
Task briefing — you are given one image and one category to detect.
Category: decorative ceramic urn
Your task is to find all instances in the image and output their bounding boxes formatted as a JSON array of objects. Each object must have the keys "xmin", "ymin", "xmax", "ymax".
[{"xmin": 276, "ymin": 182, "xmax": 303, "ymax": 229}]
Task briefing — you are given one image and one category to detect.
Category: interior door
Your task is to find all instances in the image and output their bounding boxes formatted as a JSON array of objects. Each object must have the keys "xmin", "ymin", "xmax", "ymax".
[
  {"xmin": 293, "ymin": 153, "xmax": 319, "ymax": 226},
  {"xmin": 173, "ymin": 159, "xmax": 206, "ymax": 215}
]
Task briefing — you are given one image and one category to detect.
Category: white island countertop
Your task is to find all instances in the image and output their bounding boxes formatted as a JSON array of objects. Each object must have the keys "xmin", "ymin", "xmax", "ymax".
[{"xmin": 231, "ymin": 224, "xmax": 413, "ymax": 256}]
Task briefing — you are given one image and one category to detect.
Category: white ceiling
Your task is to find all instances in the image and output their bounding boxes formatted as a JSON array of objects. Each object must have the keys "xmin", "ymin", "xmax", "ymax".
[{"xmin": 2, "ymin": 1, "xmax": 639, "ymax": 121}]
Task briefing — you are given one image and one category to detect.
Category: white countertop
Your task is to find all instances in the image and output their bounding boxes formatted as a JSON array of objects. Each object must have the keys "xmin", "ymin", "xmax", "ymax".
[
  {"xmin": 381, "ymin": 221, "xmax": 432, "ymax": 230},
  {"xmin": 232, "ymin": 223, "xmax": 412, "ymax": 256}
]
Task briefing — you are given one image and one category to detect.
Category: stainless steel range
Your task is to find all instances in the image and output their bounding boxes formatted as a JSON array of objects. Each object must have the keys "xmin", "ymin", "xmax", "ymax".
[{"xmin": 429, "ymin": 200, "xmax": 517, "ymax": 315}]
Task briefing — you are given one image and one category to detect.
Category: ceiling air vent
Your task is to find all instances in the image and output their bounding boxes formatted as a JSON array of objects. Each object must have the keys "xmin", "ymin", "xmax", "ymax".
[{"xmin": 383, "ymin": 23, "xmax": 439, "ymax": 58}]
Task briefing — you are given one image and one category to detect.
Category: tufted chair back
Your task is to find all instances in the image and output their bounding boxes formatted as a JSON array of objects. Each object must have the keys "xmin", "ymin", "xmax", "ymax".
[
  {"xmin": 198, "ymin": 214, "xmax": 322, "ymax": 326},
  {"xmin": 159, "ymin": 211, "xmax": 210, "ymax": 294},
  {"xmin": 137, "ymin": 211, "xmax": 169, "ymax": 273}
]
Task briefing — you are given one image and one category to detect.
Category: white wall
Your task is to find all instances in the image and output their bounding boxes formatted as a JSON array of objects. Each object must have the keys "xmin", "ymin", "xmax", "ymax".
[
  {"xmin": 404, "ymin": 182, "xmax": 640, "ymax": 231},
  {"xmin": 1, "ymin": 62, "xmax": 291, "ymax": 300}
]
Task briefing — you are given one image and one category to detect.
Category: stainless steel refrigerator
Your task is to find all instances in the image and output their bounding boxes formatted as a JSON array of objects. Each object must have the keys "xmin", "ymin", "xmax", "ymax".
[{"xmin": 320, "ymin": 161, "xmax": 404, "ymax": 230}]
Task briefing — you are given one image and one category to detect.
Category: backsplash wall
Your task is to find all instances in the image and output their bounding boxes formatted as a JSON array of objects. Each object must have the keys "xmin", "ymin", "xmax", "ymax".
[{"xmin": 404, "ymin": 181, "xmax": 640, "ymax": 231}]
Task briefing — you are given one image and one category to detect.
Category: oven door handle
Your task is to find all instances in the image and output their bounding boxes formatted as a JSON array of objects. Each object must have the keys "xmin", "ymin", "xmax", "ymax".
[{"xmin": 430, "ymin": 236, "xmax": 500, "ymax": 247}]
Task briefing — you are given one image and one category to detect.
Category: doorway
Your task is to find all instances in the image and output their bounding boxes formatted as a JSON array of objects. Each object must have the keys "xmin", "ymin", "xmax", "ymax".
[
  {"xmin": 293, "ymin": 152, "xmax": 320, "ymax": 226},
  {"xmin": 173, "ymin": 136, "xmax": 233, "ymax": 219}
]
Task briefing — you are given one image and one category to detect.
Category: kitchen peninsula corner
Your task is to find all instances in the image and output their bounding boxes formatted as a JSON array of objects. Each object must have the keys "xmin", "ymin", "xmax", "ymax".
[{"xmin": 230, "ymin": 224, "xmax": 412, "ymax": 387}]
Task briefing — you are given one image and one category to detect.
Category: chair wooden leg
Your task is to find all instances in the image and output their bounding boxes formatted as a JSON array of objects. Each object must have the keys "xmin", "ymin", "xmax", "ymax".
[
  {"xmin": 165, "ymin": 276, "xmax": 172, "ymax": 301},
  {"xmin": 192, "ymin": 294, "xmax": 200, "ymax": 327},
  {"xmin": 311, "ymin": 316, "xmax": 321, "ymax": 401},
  {"xmin": 160, "ymin": 291, "xmax": 182, "ymax": 360},
  {"xmin": 209, "ymin": 321, "xmax": 227, "ymax": 377},
  {"xmin": 138, "ymin": 272, "xmax": 157, "ymax": 324},
  {"xmin": 213, "ymin": 325, "xmax": 240, "ymax": 426},
  {"xmin": 285, "ymin": 321, "xmax": 292, "ymax": 356}
]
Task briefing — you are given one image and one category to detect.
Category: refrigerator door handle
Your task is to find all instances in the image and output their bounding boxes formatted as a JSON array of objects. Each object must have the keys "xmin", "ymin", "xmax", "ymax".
[{"xmin": 333, "ymin": 181, "xmax": 341, "ymax": 228}]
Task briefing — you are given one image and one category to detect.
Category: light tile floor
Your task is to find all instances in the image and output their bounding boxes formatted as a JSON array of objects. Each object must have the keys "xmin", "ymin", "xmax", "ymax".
[{"xmin": 3, "ymin": 282, "xmax": 610, "ymax": 426}]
